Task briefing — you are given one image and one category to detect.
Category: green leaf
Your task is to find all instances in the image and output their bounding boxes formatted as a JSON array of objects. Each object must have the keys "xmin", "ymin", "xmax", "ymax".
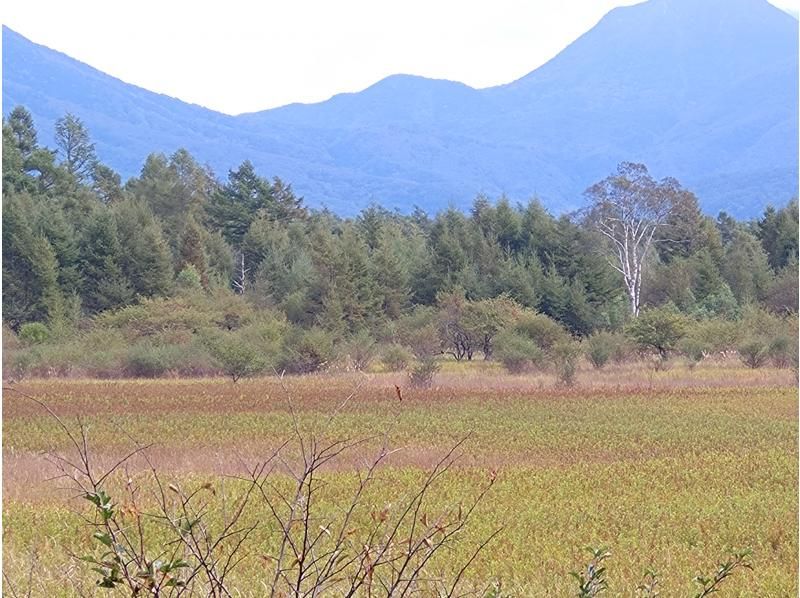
[{"xmin": 92, "ymin": 531, "xmax": 113, "ymax": 547}]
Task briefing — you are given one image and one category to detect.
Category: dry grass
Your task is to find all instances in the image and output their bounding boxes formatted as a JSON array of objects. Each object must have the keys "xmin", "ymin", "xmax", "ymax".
[{"xmin": 2, "ymin": 359, "xmax": 797, "ymax": 596}]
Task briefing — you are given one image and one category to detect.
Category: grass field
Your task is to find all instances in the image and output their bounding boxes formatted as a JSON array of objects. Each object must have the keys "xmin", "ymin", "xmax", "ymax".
[{"xmin": 2, "ymin": 361, "xmax": 797, "ymax": 596}]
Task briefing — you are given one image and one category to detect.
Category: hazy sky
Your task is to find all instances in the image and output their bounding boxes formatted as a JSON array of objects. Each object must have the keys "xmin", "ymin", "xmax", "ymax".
[{"xmin": 3, "ymin": 0, "xmax": 798, "ymax": 115}]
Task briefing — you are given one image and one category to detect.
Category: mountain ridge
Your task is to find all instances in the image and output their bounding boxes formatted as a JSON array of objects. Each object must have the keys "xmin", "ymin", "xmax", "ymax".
[{"xmin": 3, "ymin": 0, "xmax": 798, "ymax": 216}]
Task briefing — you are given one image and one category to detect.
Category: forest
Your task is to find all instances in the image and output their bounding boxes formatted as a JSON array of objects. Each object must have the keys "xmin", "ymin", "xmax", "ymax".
[
  {"xmin": 3, "ymin": 106, "xmax": 798, "ymax": 380},
  {"xmin": 3, "ymin": 108, "xmax": 799, "ymax": 597}
]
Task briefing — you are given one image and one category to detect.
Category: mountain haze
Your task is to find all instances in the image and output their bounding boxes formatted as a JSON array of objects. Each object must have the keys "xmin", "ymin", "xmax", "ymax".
[{"xmin": 3, "ymin": 0, "xmax": 798, "ymax": 216}]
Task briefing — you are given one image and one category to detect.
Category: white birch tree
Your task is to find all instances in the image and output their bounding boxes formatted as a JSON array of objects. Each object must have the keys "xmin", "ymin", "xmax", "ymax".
[{"xmin": 584, "ymin": 162, "xmax": 694, "ymax": 316}]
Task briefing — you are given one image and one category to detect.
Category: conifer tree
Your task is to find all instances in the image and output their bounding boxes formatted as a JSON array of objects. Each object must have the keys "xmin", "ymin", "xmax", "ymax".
[
  {"xmin": 2, "ymin": 195, "xmax": 65, "ymax": 328},
  {"xmin": 78, "ymin": 211, "xmax": 133, "ymax": 313},
  {"xmin": 7, "ymin": 106, "xmax": 38, "ymax": 158},
  {"xmin": 33, "ymin": 203, "xmax": 82, "ymax": 296},
  {"xmin": 370, "ymin": 226, "xmax": 412, "ymax": 319},
  {"xmin": 114, "ymin": 200, "xmax": 173, "ymax": 297},
  {"xmin": 92, "ymin": 164, "xmax": 123, "ymax": 204},
  {"xmin": 54, "ymin": 113, "xmax": 97, "ymax": 183},
  {"xmin": 177, "ymin": 216, "xmax": 209, "ymax": 287}
]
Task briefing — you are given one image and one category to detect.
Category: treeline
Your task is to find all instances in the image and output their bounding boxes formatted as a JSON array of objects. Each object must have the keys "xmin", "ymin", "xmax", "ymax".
[{"xmin": 2, "ymin": 107, "xmax": 798, "ymax": 378}]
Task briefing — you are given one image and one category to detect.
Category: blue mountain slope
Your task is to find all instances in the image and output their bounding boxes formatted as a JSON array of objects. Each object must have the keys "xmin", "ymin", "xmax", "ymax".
[{"xmin": 3, "ymin": 0, "xmax": 798, "ymax": 216}]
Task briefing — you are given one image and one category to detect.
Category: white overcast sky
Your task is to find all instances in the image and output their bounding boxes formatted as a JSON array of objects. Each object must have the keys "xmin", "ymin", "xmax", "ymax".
[{"xmin": 3, "ymin": 0, "xmax": 798, "ymax": 115}]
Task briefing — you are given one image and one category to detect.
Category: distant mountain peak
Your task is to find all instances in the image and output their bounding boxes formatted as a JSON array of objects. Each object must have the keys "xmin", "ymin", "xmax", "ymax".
[{"xmin": 3, "ymin": 0, "xmax": 798, "ymax": 216}]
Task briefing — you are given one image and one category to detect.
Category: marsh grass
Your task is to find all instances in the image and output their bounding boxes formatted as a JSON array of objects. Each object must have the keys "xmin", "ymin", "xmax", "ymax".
[{"xmin": 2, "ymin": 361, "xmax": 797, "ymax": 595}]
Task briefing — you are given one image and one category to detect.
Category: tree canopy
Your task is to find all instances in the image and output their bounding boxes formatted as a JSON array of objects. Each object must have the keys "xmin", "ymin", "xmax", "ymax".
[{"xmin": 2, "ymin": 107, "xmax": 797, "ymax": 349}]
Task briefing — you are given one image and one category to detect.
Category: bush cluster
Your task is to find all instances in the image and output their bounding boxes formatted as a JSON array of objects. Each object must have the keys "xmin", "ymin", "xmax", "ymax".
[{"xmin": 4, "ymin": 291, "xmax": 797, "ymax": 383}]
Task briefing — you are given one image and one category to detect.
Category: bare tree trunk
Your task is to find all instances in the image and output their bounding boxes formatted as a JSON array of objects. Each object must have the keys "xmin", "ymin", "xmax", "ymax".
[{"xmin": 233, "ymin": 252, "xmax": 248, "ymax": 295}]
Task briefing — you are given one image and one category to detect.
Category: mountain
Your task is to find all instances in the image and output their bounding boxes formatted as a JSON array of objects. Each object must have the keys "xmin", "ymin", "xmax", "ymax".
[{"xmin": 3, "ymin": 0, "xmax": 798, "ymax": 216}]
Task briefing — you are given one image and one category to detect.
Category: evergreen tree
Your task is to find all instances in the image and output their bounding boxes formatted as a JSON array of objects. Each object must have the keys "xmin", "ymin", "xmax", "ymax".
[
  {"xmin": 78, "ymin": 211, "xmax": 133, "ymax": 313},
  {"xmin": 322, "ymin": 225, "xmax": 380, "ymax": 332},
  {"xmin": 205, "ymin": 232, "xmax": 235, "ymax": 288},
  {"xmin": 2, "ymin": 194, "xmax": 65, "ymax": 328},
  {"xmin": 26, "ymin": 145, "xmax": 72, "ymax": 197},
  {"xmin": 7, "ymin": 106, "xmax": 38, "ymax": 158},
  {"xmin": 209, "ymin": 161, "xmax": 267, "ymax": 245},
  {"xmin": 357, "ymin": 204, "xmax": 393, "ymax": 251},
  {"xmin": 2, "ymin": 119, "xmax": 30, "ymax": 193},
  {"xmin": 757, "ymin": 200, "xmax": 799, "ymax": 271},
  {"xmin": 428, "ymin": 209, "xmax": 470, "ymax": 290},
  {"xmin": 269, "ymin": 176, "xmax": 306, "ymax": 221},
  {"xmin": 721, "ymin": 230, "xmax": 774, "ymax": 304},
  {"xmin": 126, "ymin": 151, "xmax": 213, "ymax": 254},
  {"xmin": 520, "ymin": 200, "xmax": 561, "ymax": 269},
  {"xmin": 370, "ymin": 226, "xmax": 412, "ymax": 319},
  {"xmin": 494, "ymin": 252, "xmax": 542, "ymax": 308},
  {"xmin": 113, "ymin": 200, "xmax": 173, "ymax": 298},
  {"xmin": 33, "ymin": 202, "xmax": 83, "ymax": 296},
  {"xmin": 54, "ymin": 113, "xmax": 97, "ymax": 183},
  {"xmin": 492, "ymin": 197, "xmax": 523, "ymax": 253},
  {"xmin": 715, "ymin": 212, "xmax": 742, "ymax": 246},
  {"xmin": 92, "ymin": 164, "xmax": 123, "ymax": 204},
  {"xmin": 177, "ymin": 216, "xmax": 209, "ymax": 287},
  {"xmin": 209, "ymin": 162, "xmax": 306, "ymax": 247}
]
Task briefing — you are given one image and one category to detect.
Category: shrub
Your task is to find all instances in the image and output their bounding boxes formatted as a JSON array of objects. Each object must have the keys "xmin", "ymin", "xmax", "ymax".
[
  {"xmin": 396, "ymin": 306, "xmax": 440, "ymax": 359},
  {"xmin": 40, "ymin": 394, "xmax": 496, "ymax": 597},
  {"xmin": 124, "ymin": 343, "xmax": 182, "ymax": 377},
  {"xmin": 625, "ymin": 306, "xmax": 688, "ymax": 360},
  {"xmin": 341, "ymin": 330, "xmax": 377, "ymax": 371},
  {"xmin": 381, "ymin": 343, "xmax": 412, "ymax": 372},
  {"xmin": 584, "ymin": 331, "xmax": 616, "ymax": 369},
  {"xmin": 767, "ymin": 334, "xmax": 794, "ymax": 369},
  {"xmin": 7, "ymin": 347, "xmax": 44, "ymax": 378},
  {"xmin": 2, "ymin": 325, "xmax": 21, "ymax": 379},
  {"xmin": 514, "ymin": 311, "xmax": 568, "ymax": 352},
  {"xmin": 208, "ymin": 335, "xmax": 266, "ymax": 382},
  {"xmin": 19, "ymin": 322, "xmax": 50, "ymax": 345},
  {"xmin": 551, "ymin": 340, "xmax": 581, "ymax": 386},
  {"xmin": 494, "ymin": 330, "xmax": 545, "ymax": 374},
  {"xmin": 738, "ymin": 338, "xmax": 770, "ymax": 369},
  {"xmin": 2, "ymin": 324, "xmax": 20, "ymax": 351},
  {"xmin": 678, "ymin": 336, "xmax": 708, "ymax": 369},
  {"xmin": 739, "ymin": 305, "xmax": 784, "ymax": 340},
  {"xmin": 408, "ymin": 357, "xmax": 440, "ymax": 388},
  {"xmin": 175, "ymin": 264, "xmax": 203, "ymax": 292},
  {"xmin": 278, "ymin": 327, "xmax": 335, "ymax": 374},
  {"xmin": 237, "ymin": 314, "xmax": 287, "ymax": 362},
  {"xmin": 686, "ymin": 318, "xmax": 741, "ymax": 354},
  {"xmin": 76, "ymin": 329, "xmax": 129, "ymax": 375},
  {"xmin": 460, "ymin": 294, "xmax": 521, "ymax": 360},
  {"xmin": 610, "ymin": 335, "xmax": 635, "ymax": 364},
  {"xmin": 94, "ymin": 297, "xmax": 216, "ymax": 341}
]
